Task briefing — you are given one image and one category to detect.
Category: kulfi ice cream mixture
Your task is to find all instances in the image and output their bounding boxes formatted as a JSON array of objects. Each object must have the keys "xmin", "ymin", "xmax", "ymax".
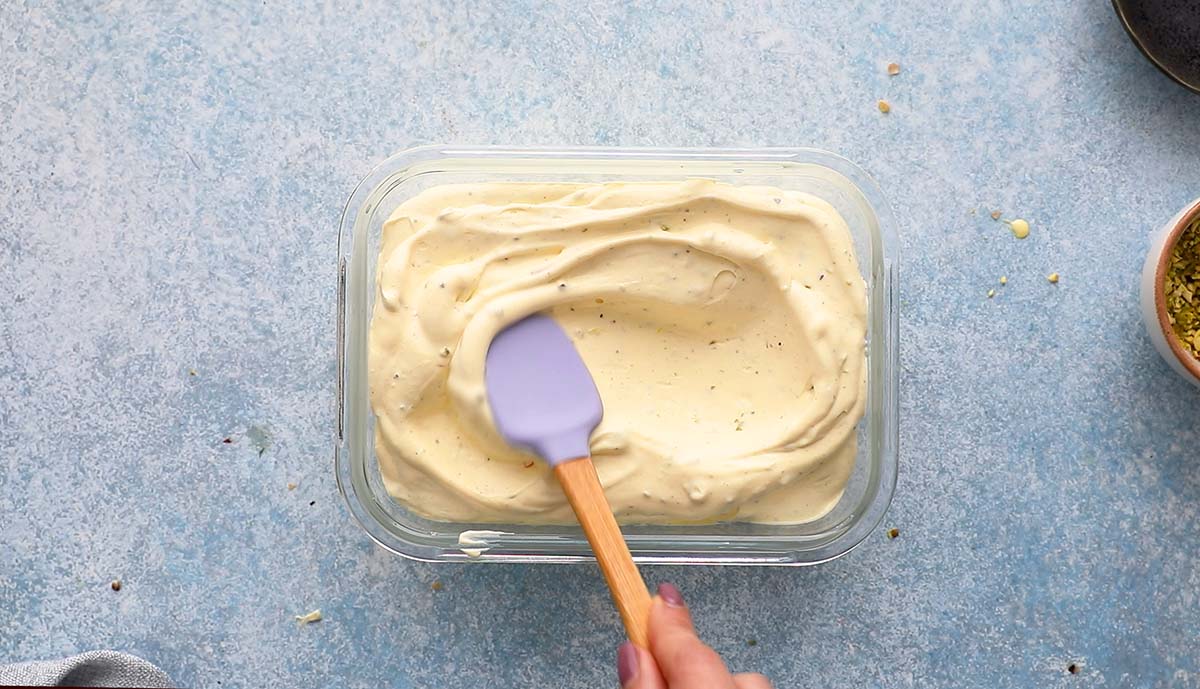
[{"xmin": 368, "ymin": 179, "xmax": 867, "ymax": 525}]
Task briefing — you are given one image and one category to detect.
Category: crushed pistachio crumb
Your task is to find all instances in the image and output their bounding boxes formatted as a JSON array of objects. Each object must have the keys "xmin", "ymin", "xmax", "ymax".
[
  {"xmin": 1007, "ymin": 218, "xmax": 1030, "ymax": 239},
  {"xmin": 999, "ymin": 276, "xmax": 1008, "ymax": 286},
  {"xmin": 295, "ymin": 609, "xmax": 322, "ymax": 625},
  {"xmin": 887, "ymin": 528, "xmax": 900, "ymax": 539},
  {"xmin": 987, "ymin": 289, "xmax": 996, "ymax": 299},
  {"xmin": 1165, "ymin": 215, "xmax": 1200, "ymax": 357},
  {"xmin": 748, "ymin": 638, "xmax": 759, "ymax": 646},
  {"xmin": 1047, "ymin": 272, "xmax": 1060, "ymax": 284},
  {"xmin": 877, "ymin": 99, "xmax": 891, "ymax": 113},
  {"xmin": 887, "ymin": 62, "xmax": 900, "ymax": 75}
]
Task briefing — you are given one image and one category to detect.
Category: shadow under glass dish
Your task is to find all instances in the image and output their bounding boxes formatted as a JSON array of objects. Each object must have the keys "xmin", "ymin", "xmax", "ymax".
[{"xmin": 335, "ymin": 145, "xmax": 900, "ymax": 566}]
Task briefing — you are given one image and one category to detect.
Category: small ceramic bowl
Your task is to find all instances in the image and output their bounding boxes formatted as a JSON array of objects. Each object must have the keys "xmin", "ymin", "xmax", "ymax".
[{"xmin": 1140, "ymin": 197, "xmax": 1200, "ymax": 387}]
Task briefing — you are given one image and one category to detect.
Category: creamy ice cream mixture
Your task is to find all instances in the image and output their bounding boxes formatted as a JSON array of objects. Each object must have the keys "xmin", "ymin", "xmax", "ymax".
[{"xmin": 368, "ymin": 179, "xmax": 866, "ymax": 525}]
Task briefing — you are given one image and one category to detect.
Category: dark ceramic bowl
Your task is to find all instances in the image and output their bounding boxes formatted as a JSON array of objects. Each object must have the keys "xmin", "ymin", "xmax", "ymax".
[{"xmin": 1113, "ymin": 0, "xmax": 1200, "ymax": 94}]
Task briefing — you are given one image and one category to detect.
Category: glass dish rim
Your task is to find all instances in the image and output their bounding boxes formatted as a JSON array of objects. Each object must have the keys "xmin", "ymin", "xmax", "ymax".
[{"xmin": 336, "ymin": 144, "xmax": 899, "ymax": 566}]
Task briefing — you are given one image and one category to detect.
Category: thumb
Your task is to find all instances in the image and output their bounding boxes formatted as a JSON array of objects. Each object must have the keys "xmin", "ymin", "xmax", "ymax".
[{"xmin": 648, "ymin": 583, "xmax": 736, "ymax": 689}]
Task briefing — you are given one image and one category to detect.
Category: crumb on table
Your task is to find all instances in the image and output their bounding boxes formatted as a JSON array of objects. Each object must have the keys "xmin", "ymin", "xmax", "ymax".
[{"xmin": 1007, "ymin": 218, "xmax": 1030, "ymax": 239}]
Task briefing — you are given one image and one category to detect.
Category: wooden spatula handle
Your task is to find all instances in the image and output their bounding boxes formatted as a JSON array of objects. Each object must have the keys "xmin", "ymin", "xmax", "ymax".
[{"xmin": 555, "ymin": 457, "xmax": 652, "ymax": 647}]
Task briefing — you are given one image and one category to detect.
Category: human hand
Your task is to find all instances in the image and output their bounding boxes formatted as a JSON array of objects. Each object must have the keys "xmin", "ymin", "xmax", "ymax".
[{"xmin": 617, "ymin": 583, "xmax": 772, "ymax": 689}]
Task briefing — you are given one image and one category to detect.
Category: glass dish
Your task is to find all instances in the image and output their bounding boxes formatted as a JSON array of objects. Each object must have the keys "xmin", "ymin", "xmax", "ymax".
[{"xmin": 336, "ymin": 145, "xmax": 899, "ymax": 566}]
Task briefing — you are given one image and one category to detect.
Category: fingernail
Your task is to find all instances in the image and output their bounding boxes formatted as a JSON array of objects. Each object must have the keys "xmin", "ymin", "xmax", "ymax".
[
  {"xmin": 617, "ymin": 641, "xmax": 638, "ymax": 687},
  {"xmin": 657, "ymin": 582, "xmax": 685, "ymax": 607}
]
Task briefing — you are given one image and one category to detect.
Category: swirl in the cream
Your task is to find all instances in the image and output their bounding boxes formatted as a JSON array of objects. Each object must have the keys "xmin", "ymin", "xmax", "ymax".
[{"xmin": 368, "ymin": 179, "xmax": 866, "ymax": 524}]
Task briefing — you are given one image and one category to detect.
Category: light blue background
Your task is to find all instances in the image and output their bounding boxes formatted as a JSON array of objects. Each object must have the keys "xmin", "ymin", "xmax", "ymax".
[{"xmin": 3, "ymin": 2, "xmax": 1199, "ymax": 688}]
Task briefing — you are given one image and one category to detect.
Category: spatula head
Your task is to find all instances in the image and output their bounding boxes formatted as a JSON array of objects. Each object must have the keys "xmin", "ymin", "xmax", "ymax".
[{"xmin": 484, "ymin": 314, "xmax": 603, "ymax": 466}]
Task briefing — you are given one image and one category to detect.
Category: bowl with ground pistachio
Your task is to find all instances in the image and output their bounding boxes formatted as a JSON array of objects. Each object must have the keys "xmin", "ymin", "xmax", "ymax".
[{"xmin": 1141, "ymin": 198, "xmax": 1200, "ymax": 386}]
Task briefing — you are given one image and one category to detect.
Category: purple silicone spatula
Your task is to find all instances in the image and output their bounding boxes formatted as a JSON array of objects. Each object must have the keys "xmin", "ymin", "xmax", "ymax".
[{"xmin": 485, "ymin": 313, "xmax": 652, "ymax": 647}]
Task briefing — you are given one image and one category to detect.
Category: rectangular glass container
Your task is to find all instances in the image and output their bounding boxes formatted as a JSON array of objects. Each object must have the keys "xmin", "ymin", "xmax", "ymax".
[{"xmin": 336, "ymin": 145, "xmax": 898, "ymax": 565}]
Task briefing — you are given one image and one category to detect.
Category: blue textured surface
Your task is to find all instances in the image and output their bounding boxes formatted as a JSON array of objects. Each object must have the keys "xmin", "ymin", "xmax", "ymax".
[{"xmin": 2, "ymin": 2, "xmax": 1199, "ymax": 688}]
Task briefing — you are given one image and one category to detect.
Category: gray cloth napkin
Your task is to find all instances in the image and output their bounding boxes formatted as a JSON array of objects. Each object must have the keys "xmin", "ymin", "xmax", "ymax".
[{"xmin": 0, "ymin": 651, "xmax": 172, "ymax": 688}]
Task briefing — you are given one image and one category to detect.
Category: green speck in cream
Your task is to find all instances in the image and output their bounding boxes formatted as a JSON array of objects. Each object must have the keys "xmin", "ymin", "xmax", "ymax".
[{"xmin": 1165, "ymin": 215, "xmax": 1200, "ymax": 358}]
